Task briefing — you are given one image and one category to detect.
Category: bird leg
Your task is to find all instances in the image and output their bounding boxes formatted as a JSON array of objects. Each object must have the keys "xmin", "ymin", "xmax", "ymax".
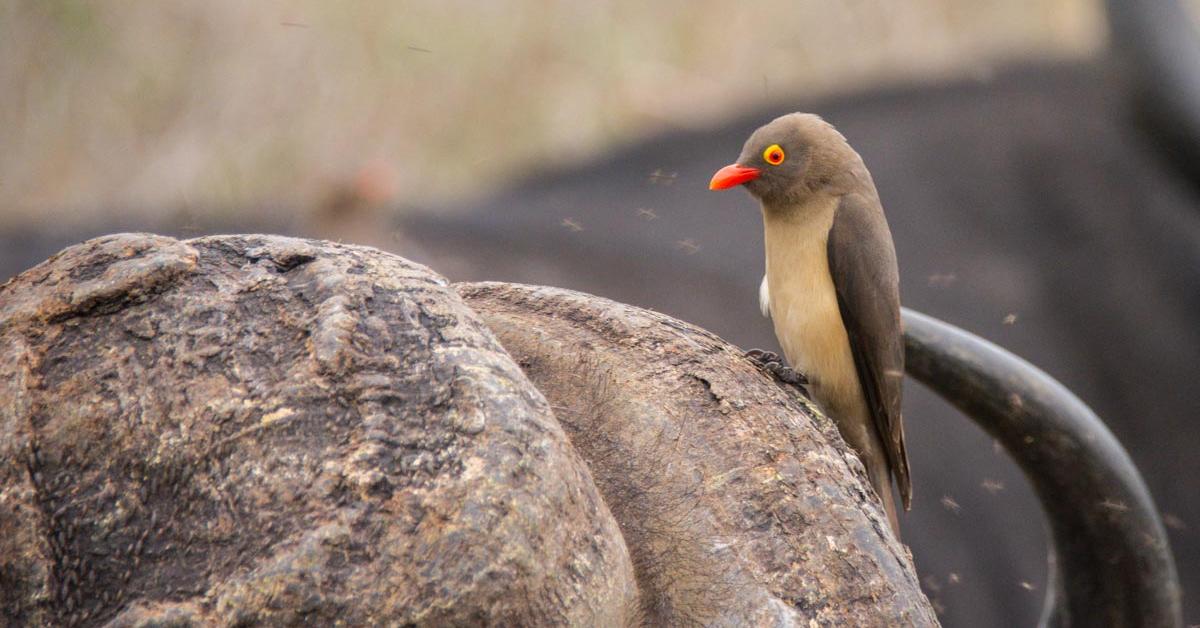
[{"xmin": 744, "ymin": 348, "xmax": 810, "ymax": 397}]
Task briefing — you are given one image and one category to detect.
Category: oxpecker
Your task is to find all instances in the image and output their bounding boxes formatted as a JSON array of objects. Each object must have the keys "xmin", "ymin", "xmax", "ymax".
[{"xmin": 710, "ymin": 113, "xmax": 911, "ymax": 534}]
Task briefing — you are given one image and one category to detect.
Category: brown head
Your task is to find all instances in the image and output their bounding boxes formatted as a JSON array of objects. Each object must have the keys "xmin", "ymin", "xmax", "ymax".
[{"xmin": 709, "ymin": 113, "xmax": 868, "ymax": 207}]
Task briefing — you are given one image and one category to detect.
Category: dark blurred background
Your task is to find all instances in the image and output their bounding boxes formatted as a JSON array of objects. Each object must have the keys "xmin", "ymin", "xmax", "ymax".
[{"xmin": 2, "ymin": 2, "xmax": 1197, "ymax": 626}]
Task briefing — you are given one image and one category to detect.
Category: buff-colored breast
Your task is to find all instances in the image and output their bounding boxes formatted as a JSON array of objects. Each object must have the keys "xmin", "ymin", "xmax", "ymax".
[{"xmin": 761, "ymin": 197, "xmax": 872, "ymax": 451}]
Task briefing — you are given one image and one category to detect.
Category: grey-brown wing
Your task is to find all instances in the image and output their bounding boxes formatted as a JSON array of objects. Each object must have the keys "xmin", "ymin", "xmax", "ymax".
[{"xmin": 826, "ymin": 193, "xmax": 912, "ymax": 509}]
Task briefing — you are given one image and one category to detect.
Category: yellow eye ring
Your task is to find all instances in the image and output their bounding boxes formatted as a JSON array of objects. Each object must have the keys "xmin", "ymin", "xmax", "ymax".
[{"xmin": 763, "ymin": 144, "xmax": 785, "ymax": 165}]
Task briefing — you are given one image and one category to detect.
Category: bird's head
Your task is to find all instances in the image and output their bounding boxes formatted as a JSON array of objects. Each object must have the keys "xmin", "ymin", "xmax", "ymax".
[{"xmin": 709, "ymin": 112, "xmax": 860, "ymax": 206}]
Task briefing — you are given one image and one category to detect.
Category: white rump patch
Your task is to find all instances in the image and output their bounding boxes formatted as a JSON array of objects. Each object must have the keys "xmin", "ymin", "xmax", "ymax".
[{"xmin": 759, "ymin": 275, "xmax": 771, "ymax": 318}]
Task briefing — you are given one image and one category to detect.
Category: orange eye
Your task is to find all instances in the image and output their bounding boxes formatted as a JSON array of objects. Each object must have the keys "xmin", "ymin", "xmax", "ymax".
[{"xmin": 763, "ymin": 144, "xmax": 785, "ymax": 165}]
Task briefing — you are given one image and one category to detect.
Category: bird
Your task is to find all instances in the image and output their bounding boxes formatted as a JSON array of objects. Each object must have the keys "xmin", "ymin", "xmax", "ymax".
[{"xmin": 709, "ymin": 113, "xmax": 911, "ymax": 535}]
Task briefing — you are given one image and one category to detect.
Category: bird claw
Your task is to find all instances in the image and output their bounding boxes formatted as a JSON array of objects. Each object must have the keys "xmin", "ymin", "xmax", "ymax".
[{"xmin": 745, "ymin": 348, "xmax": 810, "ymax": 396}]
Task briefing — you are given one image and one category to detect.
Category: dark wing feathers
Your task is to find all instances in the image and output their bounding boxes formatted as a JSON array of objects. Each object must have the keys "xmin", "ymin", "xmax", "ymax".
[{"xmin": 827, "ymin": 193, "xmax": 912, "ymax": 509}]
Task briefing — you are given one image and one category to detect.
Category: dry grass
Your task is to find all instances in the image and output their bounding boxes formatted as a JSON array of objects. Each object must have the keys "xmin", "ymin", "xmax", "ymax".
[{"xmin": 0, "ymin": 0, "xmax": 1104, "ymax": 230}]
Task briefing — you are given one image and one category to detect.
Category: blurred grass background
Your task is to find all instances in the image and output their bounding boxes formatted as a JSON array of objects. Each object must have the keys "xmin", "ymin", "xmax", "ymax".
[{"xmin": 1, "ymin": 0, "xmax": 1103, "ymax": 232}]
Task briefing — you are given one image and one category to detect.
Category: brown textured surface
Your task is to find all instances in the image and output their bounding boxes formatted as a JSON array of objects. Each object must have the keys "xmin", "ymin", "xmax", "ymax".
[
  {"xmin": 0, "ymin": 234, "xmax": 637, "ymax": 626},
  {"xmin": 0, "ymin": 234, "xmax": 936, "ymax": 626},
  {"xmin": 459, "ymin": 281, "xmax": 937, "ymax": 627}
]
